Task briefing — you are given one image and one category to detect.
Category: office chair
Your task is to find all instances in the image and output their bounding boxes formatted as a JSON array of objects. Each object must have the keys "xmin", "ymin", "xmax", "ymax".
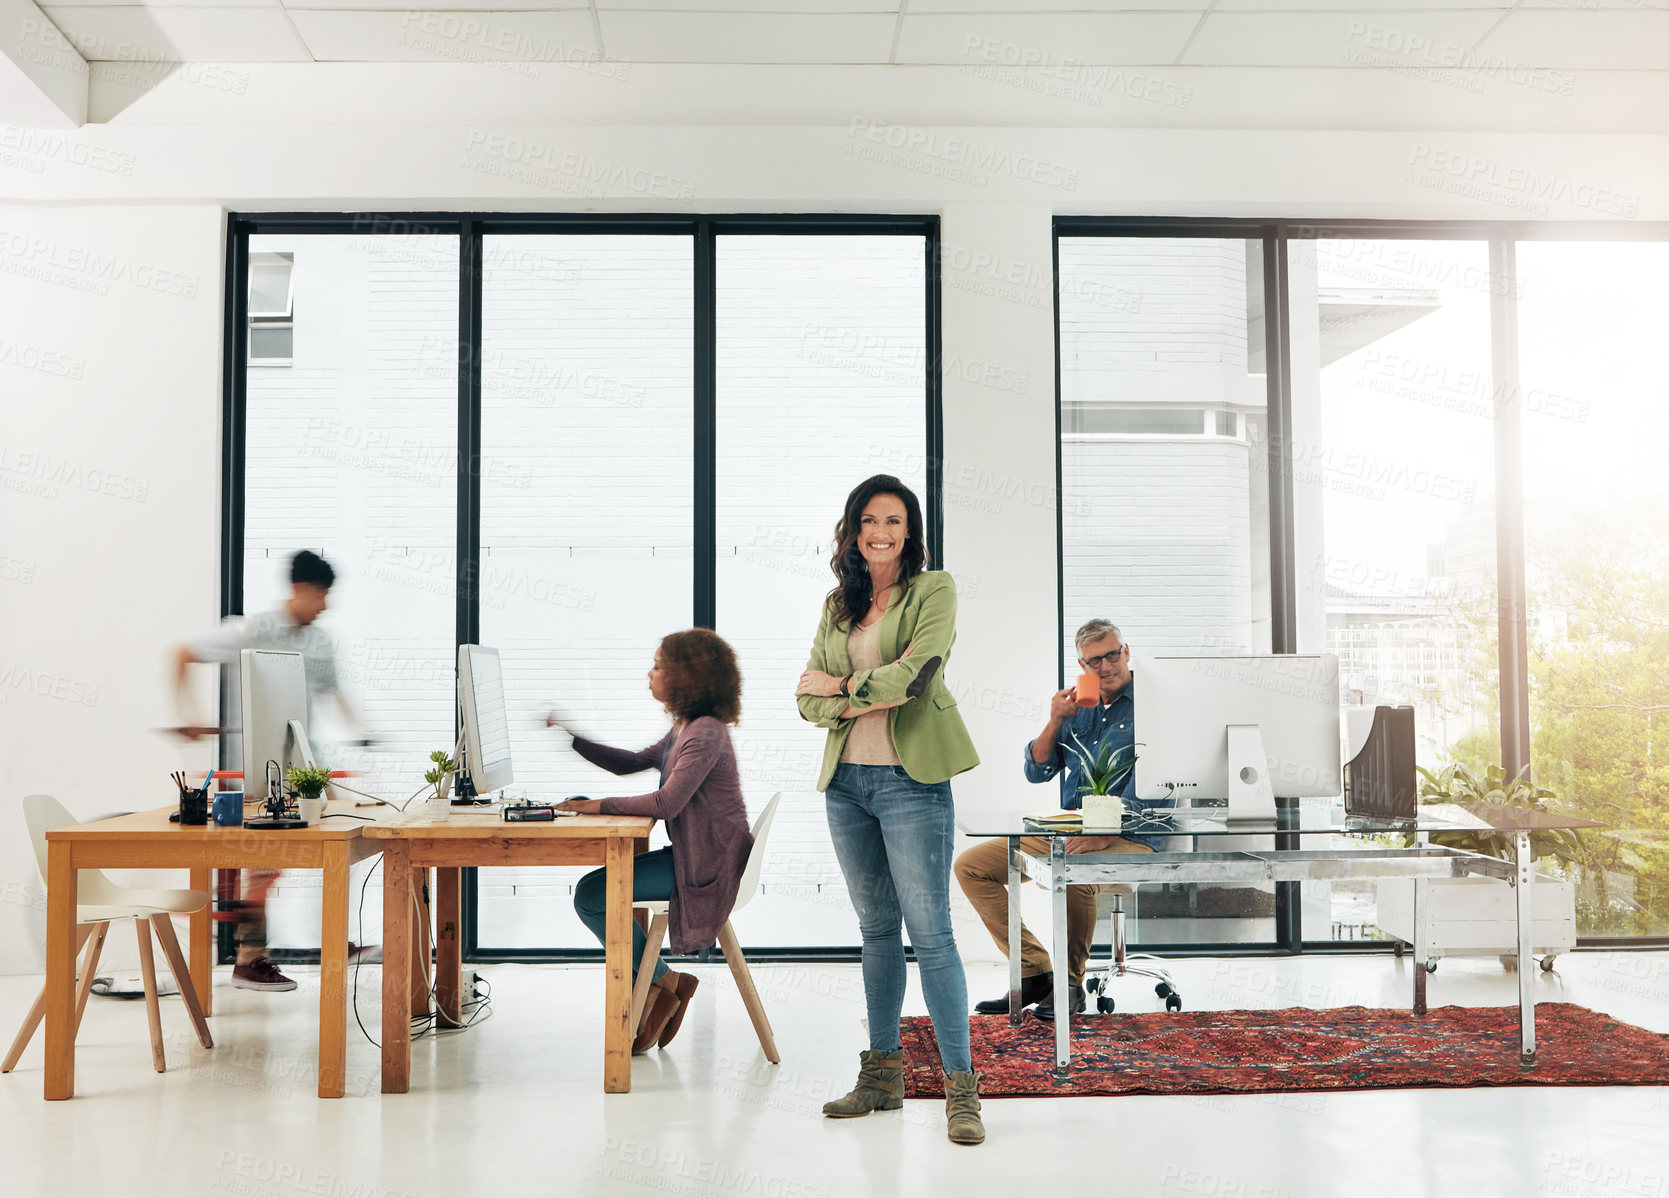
[
  {"xmin": 629, "ymin": 793, "xmax": 781, "ymax": 1063},
  {"xmin": 3, "ymin": 795, "xmax": 214, "ymax": 1075},
  {"xmin": 1082, "ymin": 885, "xmax": 1183, "ymax": 1013}
]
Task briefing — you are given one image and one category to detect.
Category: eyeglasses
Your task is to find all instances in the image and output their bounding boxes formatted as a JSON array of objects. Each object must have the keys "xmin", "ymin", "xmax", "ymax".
[{"xmin": 1080, "ymin": 645, "xmax": 1127, "ymax": 670}]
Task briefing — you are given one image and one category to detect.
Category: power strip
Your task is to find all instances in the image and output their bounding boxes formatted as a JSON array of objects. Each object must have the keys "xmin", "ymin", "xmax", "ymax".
[{"xmin": 458, "ymin": 968, "xmax": 478, "ymax": 1005}]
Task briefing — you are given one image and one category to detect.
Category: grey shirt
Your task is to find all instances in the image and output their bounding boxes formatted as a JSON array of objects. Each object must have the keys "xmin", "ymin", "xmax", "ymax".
[
  {"xmin": 185, "ymin": 609, "xmax": 341, "ymax": 775},
  {"xmin": 186, "ymin": 609, "xmax": 340, "ymax": 701}
]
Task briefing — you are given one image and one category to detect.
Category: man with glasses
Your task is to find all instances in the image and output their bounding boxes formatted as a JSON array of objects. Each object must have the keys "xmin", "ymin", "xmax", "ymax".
[{"xmin": 954, "ymin": 619, "xmax": 1164, "ymax": 1019}]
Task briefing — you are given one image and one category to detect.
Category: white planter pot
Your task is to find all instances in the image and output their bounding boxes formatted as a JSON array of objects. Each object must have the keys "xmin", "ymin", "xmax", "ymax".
[
  {"xmin": 1376, "ymin": 874, "xmax": 1576, "ymax": 959},
  {"xmin": 1080, "ymin": 795, "xmax": 1124, "ymax": 833},
  {"xmin": 425, "ymin": 797, "xmax": 452, "ymax": 822},
  {"xmin": 298, "ymin": 796, "xmax": 326, "ymax": 825}
]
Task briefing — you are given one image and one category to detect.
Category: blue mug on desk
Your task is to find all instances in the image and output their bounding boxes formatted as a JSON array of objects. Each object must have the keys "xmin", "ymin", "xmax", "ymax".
[{"xmin": 212, "ymin": 791, "xmax": 244, "ymax": 827}]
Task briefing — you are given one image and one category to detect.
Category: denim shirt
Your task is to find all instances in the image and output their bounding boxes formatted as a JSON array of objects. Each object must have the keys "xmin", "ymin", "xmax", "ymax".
[{"xmin": 1021, "ymin": 680, "xmax": 1167, "ymax": 850}]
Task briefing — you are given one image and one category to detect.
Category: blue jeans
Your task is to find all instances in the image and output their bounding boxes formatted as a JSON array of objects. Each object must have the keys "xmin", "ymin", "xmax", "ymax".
[
  {"xmin": 574, "ymin": 847, "xmax": 673, "ymax": 984},
  {"xmin": 825, "ymin": 764, "xmax": 972, "ymax": 1075}
]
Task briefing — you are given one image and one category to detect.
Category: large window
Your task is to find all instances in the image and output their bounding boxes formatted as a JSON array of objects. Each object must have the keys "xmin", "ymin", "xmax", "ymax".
[
  {"xmin": 241, "ymin": 229, "xmax": 459, "ymax": 951},
  {"xmin": 1290, "ymin": 238, "xmax": 1498, "ymax": 943},
  {"xmin": 1518, "ymin": 242, "xmax": 1669, "ymax": 939},
  {"xmin": 716, "ymin": 235, "xmax": 930, "ymax": 945},
  {"xmin": 1057, "ymin": 220, "xmax": 1669, "ymax": 953},
  {"xmin": 229, "ymin": 215, "xmax": 938, "ymax": 961},
  {"xmin": 1058, "ymin": 235, "xmax": 1275, "ymax": 946},
  {"xmin": 474, "ymin": 235, "xmax": 695, "ymax": 949}
]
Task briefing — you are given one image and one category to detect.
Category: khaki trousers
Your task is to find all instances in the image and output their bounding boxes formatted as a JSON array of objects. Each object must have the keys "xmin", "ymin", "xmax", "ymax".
[
  {"xmin": 233, "ymin": 870, "xmax": 279, "ymax": 965},
  {"xmin": 954, "ymin": 835, "xmax": 1152, "ymax": 986}
]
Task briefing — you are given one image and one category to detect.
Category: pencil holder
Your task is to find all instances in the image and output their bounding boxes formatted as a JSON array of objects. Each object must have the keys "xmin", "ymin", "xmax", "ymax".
[{"xmin": 179, "ymin": 786, "xmax": 210, "ymax": 826}]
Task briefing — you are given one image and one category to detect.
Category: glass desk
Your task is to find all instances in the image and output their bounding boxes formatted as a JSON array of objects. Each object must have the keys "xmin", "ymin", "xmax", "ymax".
[{"xmin": 955, "ymin": 803, "xmax": 1603, "ymax": 1076}]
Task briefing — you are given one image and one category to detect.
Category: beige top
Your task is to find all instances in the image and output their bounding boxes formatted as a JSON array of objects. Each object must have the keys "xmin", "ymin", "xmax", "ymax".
[{"xmin": 839, "ymin": 618, "xmax": 902, "ymax": 766}]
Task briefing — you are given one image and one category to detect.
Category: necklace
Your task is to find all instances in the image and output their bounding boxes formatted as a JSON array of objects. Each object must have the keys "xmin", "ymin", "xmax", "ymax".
[{"xmin": 858, "ymin": 582, "xmax": 896, "ymax": 629}]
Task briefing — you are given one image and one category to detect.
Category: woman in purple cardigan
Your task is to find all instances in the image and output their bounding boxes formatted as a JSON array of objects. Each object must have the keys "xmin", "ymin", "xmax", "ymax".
[{"xmin": 554, "ymin": 628, "xmax": 754, "ymax": 1054}]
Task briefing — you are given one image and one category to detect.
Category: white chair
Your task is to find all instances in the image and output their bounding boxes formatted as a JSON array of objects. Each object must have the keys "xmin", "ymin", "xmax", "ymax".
[
  {"xmin": 628, "ymin": 793, "xmax": 781, "ymax": 1063},
  {"xmin": 1082, "ymin": 885, "xmax": 1183, "ymax": 1012},
  {"xmin": 3, "ymin": 795, "xmax": 214, "ymax": 1075}
]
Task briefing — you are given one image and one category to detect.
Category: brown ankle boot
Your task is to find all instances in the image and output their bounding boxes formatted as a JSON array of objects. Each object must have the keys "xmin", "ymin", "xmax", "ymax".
[
  {"xmin": 656, "ymin": 971, "xmax": 700, "ymax": 1048},
  {"xmin": 633, "ymin": 976, "xmax": 680, "ymax": 1054},
  {"xmin": 822, "ymin": 1049, "xmax": 905, "ymax": 1117},
  {"xmin": 944, "ymin": 1069, "xmax": 985, "ymax": 1145}
]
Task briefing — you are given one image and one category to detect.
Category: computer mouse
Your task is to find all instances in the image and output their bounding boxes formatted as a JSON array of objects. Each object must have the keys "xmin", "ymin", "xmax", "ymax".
[{"xmin": 566, "ymin": 795, "xmax": 591, "ymax": 803}]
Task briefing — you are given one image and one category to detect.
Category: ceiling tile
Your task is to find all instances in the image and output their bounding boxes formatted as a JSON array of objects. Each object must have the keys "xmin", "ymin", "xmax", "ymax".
[
  {"xmin": 290, "ymin": 10, "xmax": 598, "ymax": 62},
  {"xmin": 598, "ymin": 12, "xmax": 895, "ymax": 62},
  {"xmin": 1213, "ymin": 0, "xmax": 1512, "ymax": 9},
  {"xmin": 285, "ymin": 0, "xmax": 589, "ymax": 10},
  {"xmin": 897, "ymin": 13, "xmax": 1200, "ymax": 64},
  {"xmin": 1474, "ymin": 10, "xmax": 1669, "ymax": 68},
  {"xmin": 40, "ymin": 7, "xmax": 313, "ymax": 61},
  {"xmin": 1180, "ymin": 10, "xmax": 1503, "ymax": 67},
  {"xmin": 1518, "ymin": 0, "xmax": 1666, "ymax": 8},
  {"xmin": 904, "ymin": 0, "xmax": 1206, "ymax": 11},
  {"xmin": 42, "ymin": 0, "xmax": 279, "ymax": 8},
  {"xmin": 595, "ymin": 0, "xmax": 898, "ymax": 10}
]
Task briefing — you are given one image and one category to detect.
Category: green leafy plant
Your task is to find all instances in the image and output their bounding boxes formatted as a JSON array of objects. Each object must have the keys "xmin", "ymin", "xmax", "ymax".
[
  {"xmin": 285, "ymin": 764, "xmax": 332, "ymax": 802},
  {"xmin": 1417, "ymin": 762, "xmax": 1583, "ymax": 865},
  {"xmin": 1064, "ymin": 734, "xmax": 1138, "ymax": 797},
  {"xmin": 423, "ymin": 750, "xmax": 457, "ymax": 802}
]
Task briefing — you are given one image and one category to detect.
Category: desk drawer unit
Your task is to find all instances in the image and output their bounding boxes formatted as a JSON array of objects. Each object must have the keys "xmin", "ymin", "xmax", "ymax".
[{"xmin": 1376, "ymin": 875, "xmax": 1576, "ymax": 956}]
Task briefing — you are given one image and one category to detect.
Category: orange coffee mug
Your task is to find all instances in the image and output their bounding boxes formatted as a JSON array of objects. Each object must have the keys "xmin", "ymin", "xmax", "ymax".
[{"xmin": 1075, "ymin": 671, "xmax": 1100, "ymax": 706}]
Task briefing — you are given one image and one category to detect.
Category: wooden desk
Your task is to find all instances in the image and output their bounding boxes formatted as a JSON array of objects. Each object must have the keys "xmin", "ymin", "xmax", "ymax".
[
  {"xmin": 43, "ymin": 803, "xmax": 382, "ymax": 1100},
  {"xmin": 363, "ymin": 812, "xmax": 653, "ymax": 1095}
]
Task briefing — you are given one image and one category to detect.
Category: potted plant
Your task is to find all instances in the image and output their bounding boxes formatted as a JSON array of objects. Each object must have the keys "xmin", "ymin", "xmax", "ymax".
[
  {"xmin": 1376, "ymin": 763, "xmax": 1580, "ymax": 970},
  {"xmin": 1064, "ymin": 736, "xmax": 1137, "ymax": 831},
  {"xmin": 286, "ymin": 764, "xmax": 333, "ymax": 825},
  {"xmin": 1417, "ymin": 763, "xmax": 1585, "ymax": 865},
  {"xmin": 423, "ymin": 750, "xmax": 456, "ymax": 821}
]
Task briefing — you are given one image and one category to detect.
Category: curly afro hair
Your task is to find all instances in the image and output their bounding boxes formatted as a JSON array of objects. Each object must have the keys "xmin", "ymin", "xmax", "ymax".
[{"xmin": 656, "ymin": 628, "xmax": 742, "ymax": 725}]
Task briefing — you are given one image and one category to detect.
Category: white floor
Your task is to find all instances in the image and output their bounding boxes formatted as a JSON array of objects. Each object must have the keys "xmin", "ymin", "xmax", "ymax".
[{"xmin": 3, "ymin": 951, "xmax": 1667, "ymax": 1198}]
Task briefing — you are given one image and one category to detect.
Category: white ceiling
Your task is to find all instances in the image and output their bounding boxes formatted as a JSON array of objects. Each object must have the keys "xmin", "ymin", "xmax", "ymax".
[{"xmin": 29, "ymin": 3, "xmax": 1669, "ymax": 69}]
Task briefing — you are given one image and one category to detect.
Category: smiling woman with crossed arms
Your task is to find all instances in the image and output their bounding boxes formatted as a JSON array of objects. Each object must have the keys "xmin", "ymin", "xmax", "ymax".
[{"xmin": 794, "ymin": 473, "xmax": 985, "ymax": 1146}]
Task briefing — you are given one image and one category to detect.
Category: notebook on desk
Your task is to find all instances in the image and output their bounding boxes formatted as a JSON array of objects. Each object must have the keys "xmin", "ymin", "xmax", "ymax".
[{"xmin": 1025, "ymin": 810, "xmax": 1082, "ymax": 826}]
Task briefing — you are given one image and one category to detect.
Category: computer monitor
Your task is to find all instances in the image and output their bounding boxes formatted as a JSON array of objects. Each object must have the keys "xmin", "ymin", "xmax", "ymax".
[
  {"xmin": 239, "ymin": 648, "xmax": 315, "ymax": 806},
  {"xmin": 1134, "ymin": 654, "xmax": 1342, "ymax": 822},
  {"xmin": 457, "ymin": 644, "xmax": 513, "ymax": 800}
]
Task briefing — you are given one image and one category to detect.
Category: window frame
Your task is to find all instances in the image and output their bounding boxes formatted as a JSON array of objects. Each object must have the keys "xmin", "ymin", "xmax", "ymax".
[
  {"xmin": 247, "ymin": 251, "xmax": 295, "ymax": 366},
  {"xmin": 1054, "ymin": 216, "xmax": 1669, "ymax": 954},
  {"xmin": 222, "ymin": 212, "xmax": 943, "ymax": 966}
]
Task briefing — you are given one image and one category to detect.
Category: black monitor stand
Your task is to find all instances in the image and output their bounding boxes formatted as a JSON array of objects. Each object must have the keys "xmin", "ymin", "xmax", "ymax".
[{"xmin": 450, "ymin": 734, "xmax": 490, "ymax": 805}]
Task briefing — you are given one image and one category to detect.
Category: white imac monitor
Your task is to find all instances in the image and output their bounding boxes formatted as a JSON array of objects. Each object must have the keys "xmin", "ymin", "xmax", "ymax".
[
  {"xmin": 458, "ymin": 644, "xmax": 513, "ymax": 799},
  {"xmin": 1134, "ymin": 654, "xmax": 1341, "ymax": 822},
  {"xmin": 239, "ymin": 649, "xmax": 315, "ymax": 806}
]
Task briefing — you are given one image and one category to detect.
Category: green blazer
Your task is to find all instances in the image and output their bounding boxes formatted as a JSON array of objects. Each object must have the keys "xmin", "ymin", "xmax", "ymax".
[{"xmin": 797, "ymin": 570, "xmax": 981, "ymax": 792}]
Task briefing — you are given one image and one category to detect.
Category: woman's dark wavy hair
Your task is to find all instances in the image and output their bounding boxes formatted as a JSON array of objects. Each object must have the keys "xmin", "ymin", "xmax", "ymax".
[
  {"xmin": 656, "ymin": 628, "xmax": 742, "ymax": 725},
  {"xmin": 824, "ymin": 474, "xmax": 929, "ymax": 631}
]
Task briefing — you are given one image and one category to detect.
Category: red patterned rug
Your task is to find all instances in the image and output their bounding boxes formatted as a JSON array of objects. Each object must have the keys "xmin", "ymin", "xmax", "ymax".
[{"xmin": 900, "ymin": 1004, "xmax": 1669, "ymax": 1098}]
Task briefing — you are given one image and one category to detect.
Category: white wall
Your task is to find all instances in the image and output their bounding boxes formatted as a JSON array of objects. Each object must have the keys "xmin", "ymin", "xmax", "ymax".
[
  {"xmin": 4, "ymin": 82, "xmax": 1668, "ymax": 969},
  {"xmin": 0, "ymin": 204, "xmax": 225, "ymax": 971}
]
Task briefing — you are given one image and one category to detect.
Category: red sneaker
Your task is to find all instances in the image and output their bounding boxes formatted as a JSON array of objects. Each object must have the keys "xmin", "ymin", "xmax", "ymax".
[{"xmin": 231, "ymin": 958, "xmax": 298, "ymax": 991}]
